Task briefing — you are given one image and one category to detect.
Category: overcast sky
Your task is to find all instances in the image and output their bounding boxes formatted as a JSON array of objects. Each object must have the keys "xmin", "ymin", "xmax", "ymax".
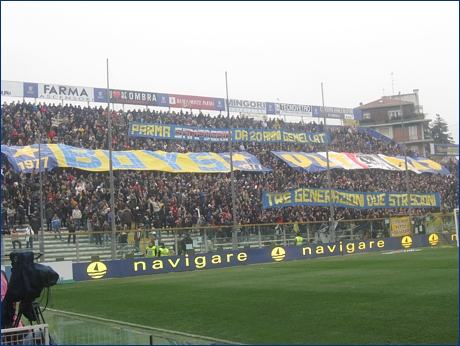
[{"xmin": 1, "ymin": 1, "xmax": 458, "ymax": 143}]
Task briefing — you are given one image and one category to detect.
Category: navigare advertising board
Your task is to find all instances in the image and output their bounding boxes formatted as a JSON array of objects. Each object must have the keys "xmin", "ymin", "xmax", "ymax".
[{"xmin": 71, "ymin": 234, "xmax": 437, "ymax": 281}]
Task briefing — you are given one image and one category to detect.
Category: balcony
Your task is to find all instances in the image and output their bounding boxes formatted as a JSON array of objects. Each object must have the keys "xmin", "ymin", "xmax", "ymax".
[{"xmin": 388, "ymin": 113, "xmax": 426, "ymax": 123}]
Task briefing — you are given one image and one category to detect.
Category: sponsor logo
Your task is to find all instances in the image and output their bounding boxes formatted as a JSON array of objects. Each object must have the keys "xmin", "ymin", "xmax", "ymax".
[
  {"xmin": 132, "ymin": 252, "xmax": 248, "ymax": 272},
  {"xmin": 428, "ymin": 234, "xmax": 439, "ymax": 246},
  {"xmin": 181, "ymin": 99, "xmax": 191, "ymax": 108},
  {"xmin": 111, "ymin": 90, "xmax": 157, "ymax": 105},
  {"xmin": 40, "ymin": 84, "xmax": 93, "ymax": 101},
  {"xmin": 87, "ymin": 261, "xmax": 107, "ymax": 279},
  {"xmin": 271, "ymin": 247, "xmax": 286, "ymax": 262},
  {"xmin": 279, "ymin": 103, "xmax": 311, "ymax": 114},
  {"xmin": 1, "ymin": 91, "xmax": 11, "ymax": 96},
  {"xmin": 301, "ymin": 240, "xmax": 385, "ymax": 255},
  {"xmin": 401, "ymin": 236, "xmax": 412, "ymax": 248}
]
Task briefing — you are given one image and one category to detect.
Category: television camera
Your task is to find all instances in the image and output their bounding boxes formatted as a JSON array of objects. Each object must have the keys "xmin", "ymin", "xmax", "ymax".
[{"xmin": 2, "ymin": 251, "xmax": 59, "ymax": 328}]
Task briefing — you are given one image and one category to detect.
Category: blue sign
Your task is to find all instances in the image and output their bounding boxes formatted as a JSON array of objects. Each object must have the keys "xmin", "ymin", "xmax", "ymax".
[
  {"xmin": 354, "ymin": 108, "xmax": 363, "ymax": 120},
  {"xmin": 312, "ymin": 105, "xmax": 321, "ymax": 117},
  {"xmin": 93, "ymin": 88, "xmax": 107, "ymax": 103},
  {"xmin": 157, "ymin": 93, "xmax": 170, "ymax": 107},
  {"xmin": 214, "ymin": 98, "xmax": 226, "ymax": 111},
  {"xmin": 266, "ymin": 102, "xmax": 276, "ymax": 115},
  {"xmin": 23, "ymin": 82, "xmax": 38, "ymax": 98}
]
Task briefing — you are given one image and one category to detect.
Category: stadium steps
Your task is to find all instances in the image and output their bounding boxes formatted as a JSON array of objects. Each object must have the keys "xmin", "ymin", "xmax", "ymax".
[
  {"xmin": 437, "ymin": 232, "xmax": 457, "ymax": 247},
  {"xmin": 2, "ymin": 227, "xmax": 228, "ymax": 262},
  {"xmin": 2, "ymin": 226, "xmax": 272, "ymax": 263}
]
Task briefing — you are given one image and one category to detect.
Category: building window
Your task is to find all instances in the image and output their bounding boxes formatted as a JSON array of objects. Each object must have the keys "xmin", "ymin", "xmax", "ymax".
[
  {"xmin": 363, "ymin": 112, "xmax": 371, "ymax": 120},
  {"xmin": 409, "ymin": 126, "xmax": 418, "ymax": 141},
  {"xmin": 388, "ymin": 110, "xmax": 402, "ymax": 119}
]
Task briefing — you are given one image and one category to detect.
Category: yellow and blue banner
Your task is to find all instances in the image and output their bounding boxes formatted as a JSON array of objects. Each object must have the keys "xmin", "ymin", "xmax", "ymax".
[
  {"xmin": 390, "ymin": 217, "xmax": 411, "ymax": 237},
  {"xmin": 262, "ymin": 188, "xmax": 440, "ymax": 210},
  {"xmin": 128, "ymin": 122, "xmax": 330, "ymax": 144},
  {"xmin": 272, "ymin": 151, "xmax": 450, "ymax": 175},
  {"xmin": 0, "ymin": 144, "xmax": 272, "ymax": 173}
]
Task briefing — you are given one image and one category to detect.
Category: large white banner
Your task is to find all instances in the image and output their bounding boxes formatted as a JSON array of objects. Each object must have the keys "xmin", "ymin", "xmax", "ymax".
[
  {"xmin": 37, "ymin": 83, "xmax": 95, "ymax": 102},
  {"xmin": 1, "ymin": 80, "xmax": 24, "ymax": 97}
]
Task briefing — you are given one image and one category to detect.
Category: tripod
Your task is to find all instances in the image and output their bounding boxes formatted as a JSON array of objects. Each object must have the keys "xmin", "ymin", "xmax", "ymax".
[{"xmin": 14, "ymin": 300, "xmax": 46, "ymax": 327}]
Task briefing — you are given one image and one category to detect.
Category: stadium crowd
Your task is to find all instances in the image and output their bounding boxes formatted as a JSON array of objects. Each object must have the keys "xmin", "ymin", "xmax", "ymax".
[{"xmin": 1, "ymin": 100, "xmax": 458, "ymax": 240}]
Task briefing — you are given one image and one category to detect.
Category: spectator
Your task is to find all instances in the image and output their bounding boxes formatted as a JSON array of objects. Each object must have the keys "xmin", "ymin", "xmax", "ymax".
[
  {"xmin": 134, "ymin": 230, "xmax": 141, "ymax": 252},
  {"xmin": 122, "ymin": 208, "xmax": 133, "ymax": 230},
  {"xmin": 51, "ymin": 213, "xmax": 62, "ymax": 240},
  {"xmin": 101, "ymin": 220, "xmax": 111, "ymax": 245},
  {"xmin": 11, "ymin": 228, "xmax": 22, "ymax": 249},
  {"xmin": 72, "ymin": 205, "xmax": 82, "ymax": 231},
  {"xmin": 24, "ymin": 224, "xmax": 34, "ymax": 249},
  {"xmin": 93, "ymin": 215, "xmax": 102, "ymax": 246},
  {"xmin": 2, "ymin": 220, "xmax": 10, "ymax": 236},
  {"xmin": 158, "ymin": 242, "xmax": 170, "ymax": 256},
  {"xmin": 45, "ymin": 205, "xmax": 54, "ymax": 232},
  {"xmin": 6, "ymin": 205, "xmax": 15, "ymax": 228},
  {"xmin": 67, "ymin": 216, "xmax": 76, "ymax": 245},
  {"xmin": 145, "ymin": 240, "xmax": 156, "ymax": 258}
]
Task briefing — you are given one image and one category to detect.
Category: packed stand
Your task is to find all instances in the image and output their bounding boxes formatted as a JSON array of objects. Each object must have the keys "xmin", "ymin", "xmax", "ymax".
[{"xmin": 1, "ymin": 101, "xmax": 458, "ymax": 242}]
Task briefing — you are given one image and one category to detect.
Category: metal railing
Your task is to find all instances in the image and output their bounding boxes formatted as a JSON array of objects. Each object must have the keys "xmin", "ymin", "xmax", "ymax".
[{"xmin": 1, "ymin": 213, "xmax": 455, "ymax": 263}]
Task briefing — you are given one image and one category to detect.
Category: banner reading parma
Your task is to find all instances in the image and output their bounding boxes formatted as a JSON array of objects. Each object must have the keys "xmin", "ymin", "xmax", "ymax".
[
  {"xmin": 262, "ymin": 188, "xmax": 440, "ymax": 210},
  {"xmin": 272, "ymin": 151, "xmax": 450, "ymax": 175},
  {"xmin": 129, "ymin": 123, "xmax": 330, "ymax": 144},
  {"xmin": 0, "ymin": 144, "xmax": 271, "ymax": 173}
]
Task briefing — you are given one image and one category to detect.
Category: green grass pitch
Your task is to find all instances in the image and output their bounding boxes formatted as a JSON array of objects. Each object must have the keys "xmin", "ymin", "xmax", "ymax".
[{"xmin": 48, "ymin": 247, "xmax": 458, "ymax": 344}]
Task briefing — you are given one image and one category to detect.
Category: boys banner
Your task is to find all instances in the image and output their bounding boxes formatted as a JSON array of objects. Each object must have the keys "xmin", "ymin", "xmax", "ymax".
[
  {"xmin": 272, "ymin": 151, "xmax": 450, "ymax": 175},
  {"xmin": 0, "ymin": 144, "xmax": 272, "ymax": 173},
  {"xmin": 262, "ymin": 188, "xmax": 440, "ymax": 210},
  {"xmin": 128, "ymin": 122, "xmax": 330, "ymax": 144}
]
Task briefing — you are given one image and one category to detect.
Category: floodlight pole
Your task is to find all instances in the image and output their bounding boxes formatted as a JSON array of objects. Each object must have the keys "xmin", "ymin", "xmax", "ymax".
[
  {"xmin": 38, "ymin": 112, "xmax": 45, "ymax": 262},
  {"xmin": 399, "ymin": 92, "xmax": 412, "ymax": 235},
  {"xmin": 321, "ymin": 83, "xmax": 335, "ymax": 241},
  {"xmin": 108, "ymin": 58, "xmax": 117, "ymax": 260},
  {"xmin": 225, "ymin": 72, "xmax": 238, "ymax": 250}
]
